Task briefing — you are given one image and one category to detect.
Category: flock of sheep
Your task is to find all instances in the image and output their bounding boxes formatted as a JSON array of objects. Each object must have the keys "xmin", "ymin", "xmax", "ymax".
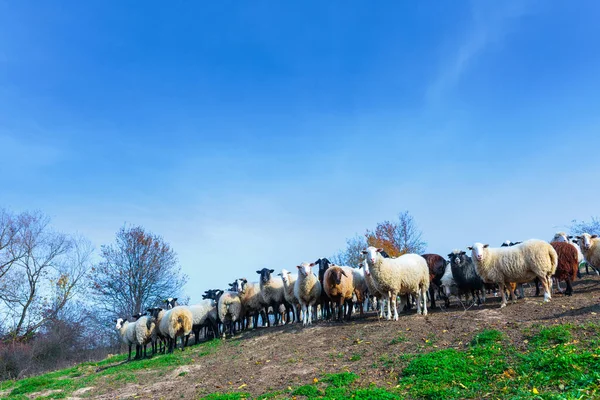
[{"xmin": 114, "ymin": 231, "xmax": 599, "ymax": 360}]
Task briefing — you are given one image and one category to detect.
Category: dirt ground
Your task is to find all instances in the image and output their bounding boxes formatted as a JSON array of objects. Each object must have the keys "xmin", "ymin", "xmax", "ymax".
[{"xmin": 87, "ymin": 275, "xmax": 600, "ymax": 400}]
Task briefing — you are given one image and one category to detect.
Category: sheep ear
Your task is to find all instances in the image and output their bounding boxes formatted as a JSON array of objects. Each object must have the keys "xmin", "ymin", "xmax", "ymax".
[
  {"xmin": 567, "ymin": 235, "xmax": 573, "ymax": 239},
  {"xmin": 484, "ymin": 244, "xmax": 489, "ymax": 248},
  {"xmin": 269, "ymin": 269, "xmax": 274, "ymax": 273},
  {"xmin": 309, "ymin": 262, "xmax": 316, "ymax": 267},
  {"xmin": 256, "ymin": 270, "xmax": 261, "ymax": 274},
  {"xmin": 341, "ymin": 270, "xmax": 347, "ymax": 277},
  {"xmin": 467, "ymin": 246, "xmax": 473, "ymax": 250},
  {"xmin": 360, "ymin": 250, "xmax": 367, "ymax": 255},
  {"xmin": 592, "ymin": 234, "xmax": 598, "ymax": 239},
  {"xmin": 376, "ymin": 248, "xmax": 383, "ymax": 252},
  {"xmin": 296, "ymin": 265, "xmax": 302, "ymax": 269}
]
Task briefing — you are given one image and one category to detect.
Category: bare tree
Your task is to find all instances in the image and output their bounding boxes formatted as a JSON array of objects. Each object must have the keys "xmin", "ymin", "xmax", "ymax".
[
  {"xmin": 571, "ymin": 217, "xmax": 600, "ymax": 236},
  {"xmin": 331, "ymin": 235, "xmax": 367, "ymax": 268},
  {"xmin": 0, "ymin": 209, "xmax": 28, "ymax": 281},
  {"xmin": 90, "ymin": 225, "xmax": 187, "ymax": 320},
  {"xmin": 366, "ymin": 211, "xmax": 426, "ymax": 256},
  {"xmin": 0, "ymin": 212, "xmax": 91, "ymax": 340}
]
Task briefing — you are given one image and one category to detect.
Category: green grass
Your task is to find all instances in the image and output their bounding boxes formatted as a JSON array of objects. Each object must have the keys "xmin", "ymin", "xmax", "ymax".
[
  {"xmin": 389, "ymin": 333, "xmax": 407, "ymax": 345},
  {"xmin": 4, "ymin": 324, "xmax": 600, "ymax": 400},
  {"xmin": 1, "ymin": 339, "xmax": 221, "ymax": 400}
]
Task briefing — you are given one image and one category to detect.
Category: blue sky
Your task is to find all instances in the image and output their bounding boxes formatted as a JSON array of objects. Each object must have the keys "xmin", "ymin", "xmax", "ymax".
[{"xmin": 1, "ymin": 1, "xmax": 599, "ymax": 303}]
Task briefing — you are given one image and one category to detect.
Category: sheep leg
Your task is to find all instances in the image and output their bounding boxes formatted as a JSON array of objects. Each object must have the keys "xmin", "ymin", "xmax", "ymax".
[
  {"xmin": 346, "ymin": 299, "xmax": 353, "ymax": 321},
  {"xmin": 391, "ymin": 292, "xmax": 399, "ymax": 321},
  {"xmin": 180, "ymin": 336, "xmax": 186, "ymax": 351},
  {"xmin": 307, "ymin": 304, "xmax": 313, "ymax": 325},
  {"xmin": 540, "ymin": 275, "xmax": 551, "ymax": 302},
  {"xmin": 565, "ymin": 279, "xmax": 573, "ymax": 296},
  {"xmin": 301, "ymin": 304, "xmax": 308, "ymax": 326},
  {"xmin": 429, "ymin": 286, "xmax": 436, "ymax": 309},
  {"xmin": 498, "ymin": 282, "xmax": 507, "ymax": 308},
  {"xmin": 422, "ymin": 287, "xmax": 428, "ymax": 315}
]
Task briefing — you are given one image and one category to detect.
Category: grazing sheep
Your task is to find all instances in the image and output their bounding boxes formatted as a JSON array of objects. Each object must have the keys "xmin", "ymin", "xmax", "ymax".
[
  {"xmin": 323, "ymin": 266, "xmax": 355, "ymax": 321},
  {"xmin": 156, "ymin": 306, "xmax": 193, "ymax": 352},
  {"xmin": 576, "ymin": 233, "xmax": 600, "ymax": 275},
  {"xmin": 279, "ymin": 269, "xmax": 300, "ymax": 323},
  {"xmin": 314, "ymin": 258, "xmax": 333, "ymax": 320},
  {"xmin": 217, "ymin": 290, "xmax": 243, "ymax": 337},
  {"xmin": 236, "ymin": 278, "xmax": 268, "ymax": 329},
  {"xmin": 361, "ymin": 247, "xmax": 430, "ymax": 320},
  {"xmin": 549, "ymin": 242, "xmax": 579, "ymax": 296},
  {"xmin": 115, "ymin": 317, "xmax": 137, "ymax": 360},
  {"xmin": 256, "ymin": 268, "xmax": 286, "ymax": 326},
  {"xmin": 421, "ymin": 254, "xmax": 447, "ymax": 308},
  {"xmin": 468, "ymin": 240, "xmax": 557, "ymax": 308},
  {"xmin": 447, "ymin": 250, "xmax": 486, "ymax": 305},
  {"xmin": 294, "ymin": 262, "xmax": 322, "ymax": 326}
]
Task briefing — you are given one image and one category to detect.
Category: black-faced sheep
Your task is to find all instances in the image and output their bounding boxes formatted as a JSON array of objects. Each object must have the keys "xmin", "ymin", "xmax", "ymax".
[
  {"xmin": 447, "ymin": 250, "xmax": 485, "ymax": 305},
  {"xmin": 115, "ymin": 317, "xmax": 137, "ymax": 360},
  {"xmin": 256, "ymin": 268, "xmax": 286, "ymax": 326},
  {"xmin": 313, "ymin": 258, "xmax": 333, "ymax": 320},
  {"xmin": 154, "ymin": 306, "xmax": 193, "ymax": 352}
]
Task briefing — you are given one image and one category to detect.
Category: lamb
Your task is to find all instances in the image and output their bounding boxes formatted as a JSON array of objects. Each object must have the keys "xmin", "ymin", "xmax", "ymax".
[
  {"xmin": 313, "ymin": 258, "xmax": 333, "ymax": 320},
  {"xmin": 468, "ymin": 239, "xmax": 557, "ymax": 308},
  {"xmin": 361, "ymin": 247, "xmax": 430, "ymax": 320},
  {"xmin": 236, "ymin": 278, "xmax": 268, "ymax": 329},
  {"xmin": 323, "ymin": 265, "xmax": 356, "ymax": 321},
  {"xmin": 279, "ymin": 269, "xmax": 300, "ymax": 323},
  {"xmin": 217, "ymin": 289, "xmax": 243, "ymax": 337},
  {"xmin": 154, "ymin": 306, "xmax": 193, "ymax": 352},
  {"xmin": 549, "ymin": 242, "xmax": 579, "ymax": 296},
  {"xmin": 114, "ymin": 317, "xmax": 138, "ymax": 360},
  {"xmin": 421, "ymin": 254, "xmax": 447, "ymax": 308},
  {"xmin": 576, "ymin": 233, "xmax": 600, "ymax": 275},
  {"xmin": 294, "ymin": 262, "xmax": 322, "ymax": 326},
  {"xmin": 256, "ymin": 268, "xmax": 286, "ymax": 326},
  {"xmin": 447, "ymin": 250, "xmax": 485, "ymax": 305}
]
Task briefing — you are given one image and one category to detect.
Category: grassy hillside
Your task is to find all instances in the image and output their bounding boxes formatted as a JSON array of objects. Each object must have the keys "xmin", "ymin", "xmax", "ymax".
[{"xmin": 2, "ymin": 276, "xmax": 600, "ymax": 399}]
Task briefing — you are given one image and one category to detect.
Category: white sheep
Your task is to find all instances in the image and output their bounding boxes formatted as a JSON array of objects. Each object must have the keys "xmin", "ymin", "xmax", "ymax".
[
  {"xmin": 551, "ymin": 232, "xmax": 585, "ymax": 263},
  {"xmin": 155, "ymin": 306, "xmax": 193, "ymax": 352},
  {"xmin": 132, "ymin": 314, "xmax": 157, "ymax": 357},
  {"xmin": 439, "ymin": 262, "xmax": 459, "ymax": 306},
  {"xmin": 294, "ymin": 262, "xmax": 322, "ymax": 326},
  {"xmin": 187, "ymin": 300, "xmax": 219, "ymax": 344},
  {"xmin": 237, "ymin": 279, "xmax": 268, "ymax": 329},
  {"xmin": 279, "ymin": 269, "xmax": 300, "ymax": 323},
  {"xmin": 576, "ymin": 233, "xmax": 600, "ymax": 273},
  {"xmin": 256, "ymin": 268, "xmax": 286, "ymax": 326},
  {"xmin": 358, "ymin": 261, "xmax": 385, "ymax": 318},
  {"xmin": 361, "ymin": 247, "xmax": 430, "ymax": 320},
  {"xmin": 469, "ymin": 239, "xmax": 557, "ymax": 308},
  {"xmin": 217, "ymin": 290, "xmax": 243, "ymax": 337},
  {"xmin": 114, "ymin": 317, "xmax": 138, "ymax": 360}
]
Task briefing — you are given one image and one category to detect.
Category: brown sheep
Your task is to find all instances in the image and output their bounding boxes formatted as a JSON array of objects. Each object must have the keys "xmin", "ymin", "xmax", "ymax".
[
  {"xmin": 323, "ymin": 266, "xmax": 355, "ymax": 321},
  {"xmin": 421, "ymin": 253, "xmax": 447, "ymax": 308},
  {"xmin": 551, "ymin": 242, "xmax": 578, "ymax": 296}
]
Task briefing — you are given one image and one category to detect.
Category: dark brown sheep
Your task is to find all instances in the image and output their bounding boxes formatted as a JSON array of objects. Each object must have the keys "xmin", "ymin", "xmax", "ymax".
[
  {"xmin": 551, "ymin": 241, "xmax": 578, "ymax": 296},
  {"xmin": 421, "ymin": 253, "xmax": 447, "ymax": 308}
]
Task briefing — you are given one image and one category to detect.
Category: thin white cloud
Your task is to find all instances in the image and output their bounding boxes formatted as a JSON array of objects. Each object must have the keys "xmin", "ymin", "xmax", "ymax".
[{"xmin": 427, "ymin": 0, "xmax": 535, "ymax": 101}]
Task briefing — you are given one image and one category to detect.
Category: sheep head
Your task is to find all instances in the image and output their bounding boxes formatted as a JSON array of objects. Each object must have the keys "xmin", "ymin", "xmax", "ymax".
[
  {"xmin": 468, "ymin": 243, "xmax": 489, "ymax": 262},
  {"xmin": 577, "ymin": 233, "xmax": 598, "ymax": 250},
  {"xmin": 256, "ymin": 268, "xmax": 275, "ymax": 284},
  {"xmin": 448, "ymin": 250, "xmax": 468, "ymax": 267},
  {"xmin": 296, "ymin": 262, "xmax": 316, "ymax": 277},
  {"xmin": 114, "ymin": 318, "xmax": 126, "ymax": 330},
  {"xmin": 361, "ymin": 246, "xmax": 384, "ymax": 265}
]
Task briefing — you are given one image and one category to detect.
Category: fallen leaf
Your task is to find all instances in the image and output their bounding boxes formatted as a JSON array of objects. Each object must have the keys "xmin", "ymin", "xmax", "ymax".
[
  {"xmin": 533, "ymin": 388, "xmax": 539, "ymax": 394},
  {"xmin": 313, "ymin": 378, "xmax": 319, "ymax": 383},
  {"xmin": 238, "ymin": 384, "xmax": 247, "ymax": 389}
]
